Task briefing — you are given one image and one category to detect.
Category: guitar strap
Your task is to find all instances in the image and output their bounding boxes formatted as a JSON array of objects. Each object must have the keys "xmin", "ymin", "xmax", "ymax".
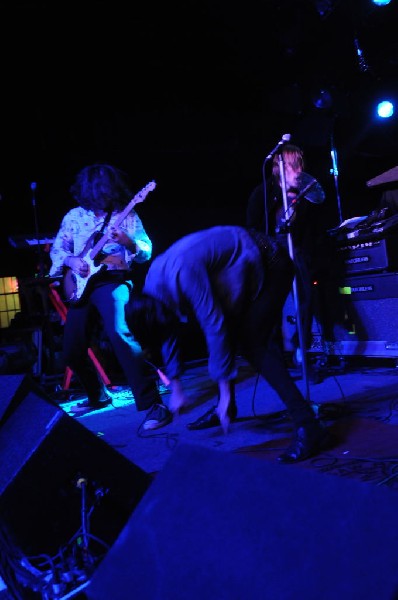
[
  {"xmin": 90, "ymin": 208, "xmax": 113, "ymax": 250},
  {"xmin": 97, "ymin": 208, "xmax": 113, "ymax": 239}
]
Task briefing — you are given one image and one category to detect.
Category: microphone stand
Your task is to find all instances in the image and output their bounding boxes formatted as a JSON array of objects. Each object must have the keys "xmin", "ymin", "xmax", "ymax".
[
  {"xmin": 31, "ymin": 182, "xmax": 46, "ymax": 278},
  {"xmin": 330, "ymin": 132, "xmax": 343, "ymax": 224},
  {"xmin": 261, "ymin": 133, "xmax": 292, "ymax": 237},
  {"xmin": 278, "ymin": 154, "xmax": 311, "ymax": 403}
]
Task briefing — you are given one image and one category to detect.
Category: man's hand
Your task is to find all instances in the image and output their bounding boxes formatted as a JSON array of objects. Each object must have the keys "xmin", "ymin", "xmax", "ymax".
[
  {"xmin": 65, "ymin": 256, "xmax": 90, "ymax": 277},
  {"xmin": 216, "ymin": 379, "xmax": 234, "ymax": 434},
  {"xmin": 169, "ymin": 378, "xmax": 189, "ymax": 415},
  {"xmin": 109, "ymin": 226, "xmax": 136, "ymax": 250}
]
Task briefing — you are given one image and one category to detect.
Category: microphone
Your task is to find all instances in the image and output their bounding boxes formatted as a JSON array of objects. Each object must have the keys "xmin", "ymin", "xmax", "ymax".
[{"xmin": 264, "ymin": 133, "xmax": 291, "ymax": 162}]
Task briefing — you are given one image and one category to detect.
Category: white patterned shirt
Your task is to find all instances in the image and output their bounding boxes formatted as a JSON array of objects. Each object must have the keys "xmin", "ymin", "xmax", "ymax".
[{"xmin": 49, "ymin": 206, "xmax": 152, "ymax": 277}]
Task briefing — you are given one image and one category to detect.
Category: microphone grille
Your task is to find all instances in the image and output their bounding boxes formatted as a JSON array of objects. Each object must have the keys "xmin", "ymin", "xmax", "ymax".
[{"xmin": 282, "ymin": 134, "xmax": 291, "ymax": 142}]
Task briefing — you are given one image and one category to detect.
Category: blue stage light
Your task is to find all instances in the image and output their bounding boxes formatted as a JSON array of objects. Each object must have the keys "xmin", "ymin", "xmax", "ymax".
[
  {"xmin": 371, "ymin": 0, "xmax": 392, "ymax": 6},
  {"xmin": 376, "ymin": 100, "xmax": 394, "ymax": 119}
]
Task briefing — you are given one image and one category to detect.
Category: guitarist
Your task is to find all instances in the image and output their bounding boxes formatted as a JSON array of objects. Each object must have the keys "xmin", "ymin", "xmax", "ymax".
[{"xmin": 48, "ymin": 163, "xmax": 172, "ymax": 429}]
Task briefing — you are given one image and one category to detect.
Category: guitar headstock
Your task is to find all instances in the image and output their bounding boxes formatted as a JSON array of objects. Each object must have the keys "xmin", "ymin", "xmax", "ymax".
[{"xmin": 135, "ymin": 180, "xmax": 156, "ymax": 204}]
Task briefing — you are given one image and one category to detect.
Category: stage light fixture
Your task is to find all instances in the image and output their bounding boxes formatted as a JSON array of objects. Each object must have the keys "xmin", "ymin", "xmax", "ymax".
[
  {"xmin": 371, "ymin": 0, "xmax": 391, "ymax": 6},
  {"xmin": 311, "ymin": 88, "xmax": 333, "ymax": 110},
  {"xmin": 376, "ymin": 99, "xmax": 394, "ymax": 119},
  {"xmin": 313, "ymin": 0, "xmax": 336, "ymax": 18},
  {"xmin": 312, "ymin": 89, "xmax": 333, "ymax": 109}
]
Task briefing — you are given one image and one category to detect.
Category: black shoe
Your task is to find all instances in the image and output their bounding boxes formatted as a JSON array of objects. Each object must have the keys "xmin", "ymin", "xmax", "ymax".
[
  {"xmin": 187, "ymin": 403, "xmax": 238, "ymax": 431},
  {"xmin": 71, "ymin": 394, "xmax": 112, "ymax": 414},
  {"xmin": 278, "ymin": 422, "xmax": 334, "ymax": 464},
  {"xmin": 143, "ymin": 403, "xmax": 172, "ymax": 431}
]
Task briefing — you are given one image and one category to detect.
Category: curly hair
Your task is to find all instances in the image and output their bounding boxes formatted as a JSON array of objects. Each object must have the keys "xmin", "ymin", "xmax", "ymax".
[{"xmin": 70, "ymin": 163, "xmax": 134, "ymax": 211}]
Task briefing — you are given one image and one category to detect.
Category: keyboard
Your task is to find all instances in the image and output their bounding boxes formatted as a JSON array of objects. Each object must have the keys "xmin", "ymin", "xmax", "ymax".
[{"xmin": 8, "ymin": 234, "xmax": 56, "ymax": 249}]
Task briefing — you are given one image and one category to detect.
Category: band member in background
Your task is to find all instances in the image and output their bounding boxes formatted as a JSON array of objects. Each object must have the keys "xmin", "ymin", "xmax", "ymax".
[
  {"xmin": 125, "ymin": 225, "xmax": 334, "ymax": 463},
  {"xmin": 49, "ymin": 163, "xmax": 172, "ymax": 429},
  {"xmin": 246, "ymin": 143, "xmax": 325, "ymax": 365}
]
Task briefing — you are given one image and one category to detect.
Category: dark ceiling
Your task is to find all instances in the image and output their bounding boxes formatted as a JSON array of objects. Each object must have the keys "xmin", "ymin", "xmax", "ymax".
[{"xmin": 1, "ymin": 0, "xmax": 398, "ymax": 275}]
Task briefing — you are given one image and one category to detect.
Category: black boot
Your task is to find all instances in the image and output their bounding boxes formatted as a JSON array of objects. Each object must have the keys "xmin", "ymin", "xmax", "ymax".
[
  {"xmin": 278, "ymin": 421, "xmax": 334, "ymax": 464},
  {"xmin": 187, "ymin": 402, "xmax": 238, "ymax": 430}
]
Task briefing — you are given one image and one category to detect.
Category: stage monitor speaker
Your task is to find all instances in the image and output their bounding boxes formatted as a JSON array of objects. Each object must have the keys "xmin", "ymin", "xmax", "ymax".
[
  {"xmin": 0, "ymin": 374, "xmax": 152, "ymax": 559},
  {"xmin": 87, "ymin": 444, "xmax": 398, "ymax": 600},
  {"xmin": 0, "ymin": 374, "xmax": 33, "ymax": 424}
]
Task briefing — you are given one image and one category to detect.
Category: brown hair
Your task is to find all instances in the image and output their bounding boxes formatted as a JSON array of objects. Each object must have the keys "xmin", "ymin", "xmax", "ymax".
[{"xmin": 272, "ymin": 144, "xmax": 304, "ymax": 179}]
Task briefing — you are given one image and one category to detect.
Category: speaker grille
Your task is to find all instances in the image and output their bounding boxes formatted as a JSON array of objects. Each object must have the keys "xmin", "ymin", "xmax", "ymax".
[{"xmin": 319, "ymin": 272, "xmax": 398, "ymax": 356}]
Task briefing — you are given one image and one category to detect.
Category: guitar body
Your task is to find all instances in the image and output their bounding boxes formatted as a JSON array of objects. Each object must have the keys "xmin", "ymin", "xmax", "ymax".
[
  {"xmin": 62, "ymin": 180, "xmax": 156, "ymax": 305},
  {"xmin": 63, "ymin": 261, "xmax": 106, "ymax": 305}
]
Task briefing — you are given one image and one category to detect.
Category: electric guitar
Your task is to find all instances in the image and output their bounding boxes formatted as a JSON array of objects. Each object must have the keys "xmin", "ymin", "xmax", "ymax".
[{"xmin": 63, "ymin": 180, "xmax": 156, "ymax": 305}]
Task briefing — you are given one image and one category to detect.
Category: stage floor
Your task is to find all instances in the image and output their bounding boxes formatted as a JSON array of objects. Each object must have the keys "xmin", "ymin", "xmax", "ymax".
[
  {"xmin": 57, "ymin": 355, "xmax": 398, "ymax": 486},
  {"xmin": 3, "ymin": 356, "xmax": 398, "ymax": 599}
]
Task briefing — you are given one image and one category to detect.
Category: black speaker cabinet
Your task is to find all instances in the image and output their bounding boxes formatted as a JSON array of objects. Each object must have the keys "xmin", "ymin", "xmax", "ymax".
[
  {"xmin": 319, "ymin": 272, "xmax": 398, "ymax": 357},
  {"xmin": 0, "ymin": 375, "xmax": 152, "ymax": 559},
  {"xmin": 87, "ymin": 444, "xmax": 398, "ymax": 600}
]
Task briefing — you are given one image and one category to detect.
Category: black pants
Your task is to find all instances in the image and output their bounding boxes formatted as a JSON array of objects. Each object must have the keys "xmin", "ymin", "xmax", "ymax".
[
  {"xmin": 238, "ymin": 245, "xmax": 317, "ymax": 428},
  {"xmin": 292, "ymin": 247, "xmax": 315, "ymax": 353},
  {"xmin": 63, "ymin": 279, "xmax": 161, "ymax": 410}
]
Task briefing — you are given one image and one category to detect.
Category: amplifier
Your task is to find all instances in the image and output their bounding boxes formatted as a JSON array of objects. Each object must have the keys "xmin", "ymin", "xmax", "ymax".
[
  {"xmin": 335, "ymin": 237, "xmax": 398, "ymax": 274},
  {"xmin": 318, "ymin": 272, "xmax": 398, "ymax": 357},
  {"xmin": 338, "ymin": 271, "xmax": 398, "ymax": 301}
]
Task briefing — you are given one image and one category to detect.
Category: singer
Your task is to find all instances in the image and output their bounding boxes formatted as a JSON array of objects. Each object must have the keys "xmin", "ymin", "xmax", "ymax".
[{"xmin": 246, "ymin": 142, "xmax": 325, "ymax": 372}]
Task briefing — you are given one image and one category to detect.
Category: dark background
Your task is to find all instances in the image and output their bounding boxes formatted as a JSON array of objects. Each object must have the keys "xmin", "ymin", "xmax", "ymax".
[{"xmin": 1, "ymin": 0, "xmax": 398, "ymax": 279}]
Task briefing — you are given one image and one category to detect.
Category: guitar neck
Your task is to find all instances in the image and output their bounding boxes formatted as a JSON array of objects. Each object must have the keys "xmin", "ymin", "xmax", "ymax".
[
  {"xmin": 89, "ymin": 180, "xmax": 156, "ymax": 258},
  {"xmin": 90, "ymin": 198, "xmax": 136, "ymax": 257}
]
